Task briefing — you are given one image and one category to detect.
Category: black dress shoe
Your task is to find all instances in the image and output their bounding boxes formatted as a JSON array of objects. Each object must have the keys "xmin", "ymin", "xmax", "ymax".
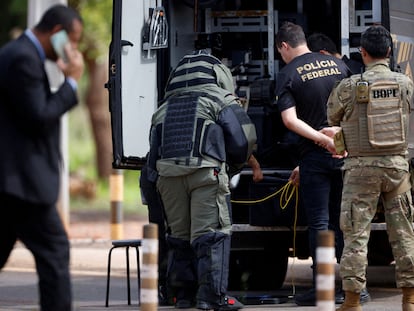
[
  {"xmin": 196, "ymin": 296, "xmax": 244, "ymax": 310},
  {"xmin": 294, "ymin": 288, "xmax": 316, "ymax": 306},
  {"xmin": 335, "ymin": 288, "xmax": 371, "ymax": 304}
]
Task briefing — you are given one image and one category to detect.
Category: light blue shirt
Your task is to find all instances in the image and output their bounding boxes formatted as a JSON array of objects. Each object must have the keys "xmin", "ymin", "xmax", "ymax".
[{"xmin": 25, "ymin": 29, "xmax": 45, "ymax": 62}]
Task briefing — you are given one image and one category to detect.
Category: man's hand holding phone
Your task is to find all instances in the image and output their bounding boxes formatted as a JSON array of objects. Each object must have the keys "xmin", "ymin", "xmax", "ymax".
[
  {"xmin": 60, "ymin": 44, "xmax": 84, "ymax": 82},
  {"xmin": 51, "ymin": 29, "xmax": 84, "ymax": 82},
  {"xmin": 51, "ymin": 30, "xmax": 69, "ymax": 62}
]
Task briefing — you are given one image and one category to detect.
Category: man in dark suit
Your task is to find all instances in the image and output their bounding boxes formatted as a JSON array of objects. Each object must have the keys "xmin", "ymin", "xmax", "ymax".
[{"xmin": 0, "ymin": 5, "xmax": 84, "ymax": 311}]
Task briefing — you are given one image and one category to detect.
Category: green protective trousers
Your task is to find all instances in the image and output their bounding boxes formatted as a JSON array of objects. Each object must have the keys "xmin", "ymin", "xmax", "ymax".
[{"xmin": 157, "ymin": 163, "xmax": 232, "ymax": 243}]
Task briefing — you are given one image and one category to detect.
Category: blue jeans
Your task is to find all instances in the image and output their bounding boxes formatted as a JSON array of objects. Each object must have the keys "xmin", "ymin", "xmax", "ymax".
[{"xmin": 299, "ymin": 150, "xmax": 344, "ymax": 273}]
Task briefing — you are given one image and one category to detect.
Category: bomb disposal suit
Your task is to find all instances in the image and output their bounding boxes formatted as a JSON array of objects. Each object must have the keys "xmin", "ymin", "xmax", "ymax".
[
  {"xmin": 147, "ymin": 52, "xmax": 256, "ymax": 307},
  {"xmin": 327, "ymin": 59, "xmax": 414, "ymax": 293}
]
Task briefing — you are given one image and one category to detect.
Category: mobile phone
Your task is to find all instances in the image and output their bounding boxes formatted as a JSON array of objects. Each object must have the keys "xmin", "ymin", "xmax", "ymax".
[{"xmin": 50, "ymin": 29, "xmax": 69, "ymax": 63}]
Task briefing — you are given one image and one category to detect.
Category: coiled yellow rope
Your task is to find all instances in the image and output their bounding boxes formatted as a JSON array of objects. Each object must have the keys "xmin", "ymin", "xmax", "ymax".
[
  {"xmin": 230, "ymin": 180, "xmax": 297, "ymax": 209},
  {"xmin": 230, "ymin": 180, "xmax": 300, "ymax": 296},
  {"xmin": 230, "ymin": 181, "xmax": 299, "ymax": 254}
]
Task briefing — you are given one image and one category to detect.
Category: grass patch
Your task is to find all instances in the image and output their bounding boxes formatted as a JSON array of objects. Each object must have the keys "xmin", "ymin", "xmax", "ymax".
[
  {"xmin": 69, "ymin": 171, "xmax": 148, "ymax": 216},
  {"xmin": 68, "ymin": 104, "xmax": 148, "ymax": 217}
]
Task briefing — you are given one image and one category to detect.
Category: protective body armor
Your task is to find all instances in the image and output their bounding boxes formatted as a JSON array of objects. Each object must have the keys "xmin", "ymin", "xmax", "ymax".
[
  {"xmin": 340, "ymin": 70, "xmax": 411, "ymax": 157},
  {"xmin": 164, "ymin": 53, "xmax": 222, "ymax": 97},
  {"xmin": 148, "ymin": 53, "xmax": 256, "ymax": 178}
]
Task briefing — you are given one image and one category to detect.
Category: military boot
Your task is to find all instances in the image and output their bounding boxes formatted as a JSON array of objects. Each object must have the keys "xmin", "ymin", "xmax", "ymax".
[
  {"xmin": 336, "ymin": 291, "xmax": 362, "ymax": 311},
  {"xmin": 335, "ymin": 287, "xmax": 371, "ymax": 304},
  {"xmin": 402, "ymin": 287, "xmax": 414, "ymax": 311}
]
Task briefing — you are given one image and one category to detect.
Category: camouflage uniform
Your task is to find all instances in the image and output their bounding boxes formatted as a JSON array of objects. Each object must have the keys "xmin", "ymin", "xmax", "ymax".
[{"xmin": 328, "ymin": 59, "xmax": 414, "ymax": 293}]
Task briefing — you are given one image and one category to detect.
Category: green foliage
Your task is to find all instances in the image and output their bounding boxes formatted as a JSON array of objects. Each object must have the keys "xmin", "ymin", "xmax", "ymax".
[
  {"xmin": 68, "ymin": 104, "xmax": 96, "ymax": 178},
  {"xmin": 70, "ymin": 0, "xmax": 112, "ymax": 62},
  {"xmin": 0, "ymin": 0, "xmax": 27, "ymax": 45},
  {"xmin": 69, "ymin": 170, "xmax": 147, "ymax": 216},
  {"xmin": 68, "ymin": 101, "xmax": 147, "ymax": 215},
  {"xmin": 69, "ymin": 104, "xmax": 147, "ymax": 216},
  {"xmin": 68, "ymin": 0, "xmax": 129, "ymax": 214},
  {"xmin": 8, "ymin": 0, "xmax": 27, "ymax": 14}
]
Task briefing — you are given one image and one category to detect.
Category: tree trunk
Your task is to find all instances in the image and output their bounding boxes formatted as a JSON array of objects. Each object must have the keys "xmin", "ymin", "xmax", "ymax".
[{"xmin": 85, "ymin": 58, "xmax": 112, "ymax": 179}]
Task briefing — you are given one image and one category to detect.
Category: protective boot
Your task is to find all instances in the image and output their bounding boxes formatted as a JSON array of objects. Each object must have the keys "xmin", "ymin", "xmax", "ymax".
[
  {"xmin": 336, "ymin": 291, "xmax": 362, "ymax": 311},
  {"xmin": 166, "ymin": 236, "xmax": 198, "ymax": 308},
  {"xmin": 158, "ymin": 238, "xmax": 171, "ymax": 306},
  {"xmin": 192, "ymin": 232, "xmax": 243, "ymax": 310},
  {"xmin": 402, "ymin": 287, "xmax": 414, "ymax": 311}
]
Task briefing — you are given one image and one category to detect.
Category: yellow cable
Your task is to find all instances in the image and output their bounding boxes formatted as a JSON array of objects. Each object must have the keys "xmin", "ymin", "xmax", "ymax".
[
  {"xmin": 231, "ymin": 180, "xmax": 299, "ymax": 298},
  {"xmin": 230, "ymin": 180, "xmax": 296, "ymax": 206}
]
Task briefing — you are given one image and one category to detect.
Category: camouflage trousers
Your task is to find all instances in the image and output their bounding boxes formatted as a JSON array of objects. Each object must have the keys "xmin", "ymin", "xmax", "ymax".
[{"xmin": 340, "ymin": 166, "xmax": 414, "ymax": 292}]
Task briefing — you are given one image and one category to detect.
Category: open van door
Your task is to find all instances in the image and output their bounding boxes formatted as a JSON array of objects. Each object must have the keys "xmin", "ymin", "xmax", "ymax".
[{"xmin": 107, "ymin": 0, "xmax": 164, "ymax": 169}]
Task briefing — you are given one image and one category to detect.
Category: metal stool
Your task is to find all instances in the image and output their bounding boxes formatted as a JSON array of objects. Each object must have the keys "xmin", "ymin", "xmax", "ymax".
[{"xmin": 105, "ymin": 239, "xmax": 142, "ymax": 307}]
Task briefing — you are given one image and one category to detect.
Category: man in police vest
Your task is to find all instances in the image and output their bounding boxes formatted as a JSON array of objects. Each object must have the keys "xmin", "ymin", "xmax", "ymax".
[
  {"xmin": 147, "ymin": 50, "xmax": 257, "ymax": 310},
  {"xmin": 325, "ymin": 25, "xmax": 414, "ymax": 311}
]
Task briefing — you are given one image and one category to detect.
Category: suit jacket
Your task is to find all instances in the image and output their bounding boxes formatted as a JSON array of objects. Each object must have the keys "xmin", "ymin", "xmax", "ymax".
[{"xmin": 0, "ymin": 33, "xmax": 78, "ymax": 205}]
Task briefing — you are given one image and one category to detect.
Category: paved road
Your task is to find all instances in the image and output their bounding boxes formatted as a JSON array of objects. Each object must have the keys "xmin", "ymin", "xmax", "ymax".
[{"xmin": 0, "ymin": 240, "xmax": 404, "ymax": 310}]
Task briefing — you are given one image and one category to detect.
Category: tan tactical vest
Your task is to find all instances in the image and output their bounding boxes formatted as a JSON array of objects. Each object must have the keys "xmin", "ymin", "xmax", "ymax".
[{"xmin": 341, "ymin": 71, "xmax": 410, "ymax": 156}]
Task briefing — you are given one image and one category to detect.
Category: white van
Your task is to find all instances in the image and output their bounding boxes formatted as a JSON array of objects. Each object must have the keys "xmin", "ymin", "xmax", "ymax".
[{"xmin": 107, "ymin": 0, "xmax": 414, "ymax": 292}]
